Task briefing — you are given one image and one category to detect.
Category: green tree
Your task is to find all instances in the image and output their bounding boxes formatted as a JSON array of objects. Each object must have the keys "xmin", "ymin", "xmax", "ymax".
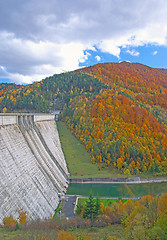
[
  {"xmin": 83, "ymin": 194, "xmax": 101, "ymax": 220},
  {"xmin": 148, "ymin": 226, "xmax": 166, "ymax": 240},
  {"xmin": 94, "ymin": 196, "xmax": 102, "ymax": 217},
  {"xmin": 76, "ymin": 200, "xmax": 83, "ymax": 215},
  {"xmin": 83, "ymin": 194, "xmax": 96, "ymax": 221}
]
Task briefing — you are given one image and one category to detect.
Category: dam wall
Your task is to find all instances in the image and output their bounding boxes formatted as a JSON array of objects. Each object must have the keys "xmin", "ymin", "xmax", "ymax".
[
  {"xmin": 0, "ymin": 113, "xmax": 69, "ymax": 224},
  {"xmin": 0, "ymin": 115, "xmax": 18, "ymax": 125},
  {"xmin": 34, "ymin": 114, "xmax": 55, "ymax": 122},
  {"xmin": 0, "ymin": 113, "xmax": 56, "ymax": 126}
]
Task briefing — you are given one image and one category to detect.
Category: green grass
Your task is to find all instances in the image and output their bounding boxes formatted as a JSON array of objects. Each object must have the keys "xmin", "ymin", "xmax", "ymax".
[
  {"xmin": 0, "ymin": 228, "xmax": 23, "ymax": 240},
  {"xmin": 78, "ymin": 198, "xmax": 127, "ymax": 207},
  {"xmin": 0, "ymin": 229, "xmax": 58, "ymax": 240},
  {"xmin": 57, "ymin": 121, "xmax": 125, "ymax": 178},
  {"xmin": 53, "ymin": 199, "xmax": 64, "ymax": 219},
  {"xmin": 57, "ymin": 121, "xmax": 159, "ymax": 179},
  {"xmin": 0, "ymin": 225, "xmax": 125, "ymax": 240},
  {"xmin": 70, "ymin": 224, "xmax": 125, "ymax": 240}
]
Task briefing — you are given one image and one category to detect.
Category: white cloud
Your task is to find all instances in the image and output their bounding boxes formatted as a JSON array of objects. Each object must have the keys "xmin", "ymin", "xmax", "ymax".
[
  {"xmin": 0, "ymin": 32, "xmax": 91, "ymax": 83},
  {"xmin": 0, "ymin": 0, "xmax": 167, "ymax": 83},
  {"xmin": 0, "ymin": 66, "xmax": 5, "ymax": 71},
  {"xmin": 126, "ymin": 49, "xmax": 140, "ymax": 56},
  {"xmin": 98, "ymin": 40, "xmax": 121, "ymax": 58},
  {"xmin": 95, "ymin": 55, "xmax": 101, "ymax": 61},
  {"xmin": 119, "ymin": 60, "xmax": 131, "ymax": 63},
  {"xmin": 153, "ymin": 51, "xmax": 158, "ymax": 55}
]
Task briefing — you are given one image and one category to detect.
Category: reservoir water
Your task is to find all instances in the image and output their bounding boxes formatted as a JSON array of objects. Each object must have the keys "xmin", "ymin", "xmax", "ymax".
[{"xmin": 67, "ymin": 182, "xmax": 167, "ymax": 198}]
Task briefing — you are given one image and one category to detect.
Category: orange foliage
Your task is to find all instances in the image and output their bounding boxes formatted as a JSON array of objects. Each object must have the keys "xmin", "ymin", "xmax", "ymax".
[
  {"xmin": 3, "ymin": 215, "xmax": 17, "ymax": 229},
  {"xmin": 57, "ymin": 230, "xmax": 76, "ymax": 240},
  {"xmin": 158, "ymin": 193, "xmax": 167, "ymax": 215},
  {"xmin": 65, "ymin": 87, "xmax": 167, "ymax": 174},
  {"xmin": 83, "ymin": 62, "xmax": 167, "ymax": 109},
  {"xmin": 57, "ymin": 230, "xmax": 90, "ymax": 240},
  {"xmin": 18, "ymin": 209, "xmax": 27, "ymax": 225}
]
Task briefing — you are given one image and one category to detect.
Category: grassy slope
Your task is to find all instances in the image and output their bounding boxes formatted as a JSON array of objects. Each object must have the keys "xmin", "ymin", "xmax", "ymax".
[
  {"xmin": 57, "ymin": 121, "xmax": 157, "ymax": 179},
  {"xmin": 57, "ymin": 121, "xmax": 126, "ymax": 178}
]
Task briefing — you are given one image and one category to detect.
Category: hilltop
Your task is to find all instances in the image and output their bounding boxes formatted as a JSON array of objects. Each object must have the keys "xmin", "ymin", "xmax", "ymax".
[{"xmin": 0, "ymin": 62, "xmax": 167, "ymax": 175}]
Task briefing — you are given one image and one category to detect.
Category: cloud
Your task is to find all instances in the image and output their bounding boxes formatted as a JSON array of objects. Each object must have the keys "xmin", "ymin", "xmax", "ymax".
[
  {"xmin": 0, "ymin": 32, "xmax": 91, "ymax": 83},
  {"xmin": 0, "ymin": 65, "xmax": 9, "ymax": 79},
  {"xmin": 95, "ymin": 55, "xmax": 101, "ymax": 61},
  {"xmin": 98, "ymin": 40, "xmax": 121, "ymax": 58},
  {"xmin": 0, "ymin": 0, "xmax": 167, "ymax": 83},
  {"xmin": 153, "ymin": 51, "xmax": 158, "ymax": 55},
  {"xmin": 126, "ymin": 49, "xmax": 140, "ymax": 57}
]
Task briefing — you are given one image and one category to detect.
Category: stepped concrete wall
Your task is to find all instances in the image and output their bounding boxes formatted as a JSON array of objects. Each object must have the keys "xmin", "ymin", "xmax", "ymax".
[{"xmin": 0, "ymin": 113, "xmax": 69, "ymax": 224}]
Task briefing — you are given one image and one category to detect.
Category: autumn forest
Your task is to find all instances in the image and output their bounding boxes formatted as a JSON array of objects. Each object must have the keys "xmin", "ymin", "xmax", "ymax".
[{"xmin": 0, "ymin": 62, "xmax": 167, "ymax": 175}]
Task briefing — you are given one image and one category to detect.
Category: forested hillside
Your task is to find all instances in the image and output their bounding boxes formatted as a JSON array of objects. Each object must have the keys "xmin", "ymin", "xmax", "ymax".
[
  {"xmin": 0, "ymin": 72, "xmax": 106, "ymax": 113},
  {"xmin": 82, "ymin": 62, "xmax": 167, "ymax": 125},
  {"xmin": 0, "ymin": 62, "xmax": 167, "ymax": 175}
]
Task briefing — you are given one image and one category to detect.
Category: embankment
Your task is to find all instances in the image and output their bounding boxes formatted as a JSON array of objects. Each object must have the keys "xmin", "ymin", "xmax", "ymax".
[{"xmin": 70, "ymin": 177, "xmax": 167, "ymax": 184}]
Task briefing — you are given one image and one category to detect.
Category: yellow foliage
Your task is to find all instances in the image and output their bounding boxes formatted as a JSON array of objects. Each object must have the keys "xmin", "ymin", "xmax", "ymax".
[
  {"xmin": 123, "ymin": 168, "xmax": 131, "ymax": 176},
  {"xmin": 105, "ymin": 206, "xmax": 112, "ymax": 215},
  {"xmin": 3, "ymin": 215, "xmax": 17, "ymax": 228},
  {"xmin": 25, "ymin": 89, "xmax": 31, "ymax": 96},
  {"xmin": 3, "ymin": 107, "xmax": 7, "ymax": 113},
  {"xmin": 39, "ymin": 237, "xmax": 49, "ymax": 240},
  {"xmin": 117, "ymin": 157, "xmax": 124, "ymax": 170},
  {"xmin": 142, "ymin": 165, "xmax": 147, "ymax": 172},
  {"xmin": 57, "ymin": 230, "xmax": 76, "ymax": 240},
  {"xmin": 18, "ymin": 209, "xmax": 27, "ymax": 225},
  {"xmin": 12, "ymin": 97, "xmax": 17, "ymax": 104}
]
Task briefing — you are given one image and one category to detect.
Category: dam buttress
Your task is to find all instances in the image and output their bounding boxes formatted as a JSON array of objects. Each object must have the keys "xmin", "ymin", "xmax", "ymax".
[{"xmin": 0, "ymin": 113, "xmax": 69, "ymax": 224}]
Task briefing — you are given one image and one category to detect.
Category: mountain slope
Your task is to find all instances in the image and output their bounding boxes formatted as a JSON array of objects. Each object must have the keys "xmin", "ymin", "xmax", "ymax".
[
  {"xmin": 0, "ymin": 62, "xmax": 167, "ymax": 175},
  {"xmin": 64, "ymin": 62, "xmax": 167, "ymax": 175},
  {"xmin": 81, "ymin": 62, "xmax": 167, "ymax": 125}
]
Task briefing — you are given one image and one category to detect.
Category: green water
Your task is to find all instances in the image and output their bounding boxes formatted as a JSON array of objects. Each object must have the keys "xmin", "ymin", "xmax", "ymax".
[{"xmin": 67, "ymin": 183, "xmax": 167, "ymax": 198}]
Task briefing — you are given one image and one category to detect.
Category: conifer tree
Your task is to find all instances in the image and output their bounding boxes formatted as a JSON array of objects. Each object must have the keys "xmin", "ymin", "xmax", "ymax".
[
  {"xmin": 83, "ymin": 194, "xmax": 96, "ymax": 221},
  {"xmin": 83, "ymin": 194, "xmax": 101, "ymax": 220}
]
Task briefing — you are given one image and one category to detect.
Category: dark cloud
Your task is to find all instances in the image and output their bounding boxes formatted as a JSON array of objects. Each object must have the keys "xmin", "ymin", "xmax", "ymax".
[{"xmin": 0, "ymin": 0, "xmax": 162, "ymax": 41}]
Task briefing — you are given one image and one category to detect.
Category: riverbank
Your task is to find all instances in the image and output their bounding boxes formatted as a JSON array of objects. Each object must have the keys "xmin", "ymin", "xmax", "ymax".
[{"xmin": 70, "ymin": 177, "xmax": 167, "ymax": 184}]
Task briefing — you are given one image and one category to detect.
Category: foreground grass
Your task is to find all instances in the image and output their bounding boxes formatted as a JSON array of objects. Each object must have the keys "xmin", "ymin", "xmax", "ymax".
[
  {"xmin": 57, "ymin": 121, "xmax": 125, "ymax": 178},
  {"xmin": 0, "ymin": 225, "xmax": 125, "ymax": 240},
  {"xmin": 0, "ymin": 229, "xmax": 19, "ymax": 240},
  {"xmin": 70, "ymin": 225, "xmax": 125, "ymax": 240},
  {"xmin": 0, "ymin": 229, "xmax": 57, "ymax": 240}
]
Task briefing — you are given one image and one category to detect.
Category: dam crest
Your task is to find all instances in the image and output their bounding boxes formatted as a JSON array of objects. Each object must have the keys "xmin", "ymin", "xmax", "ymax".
[{"xmin": 0, "ymin": 113, "xmax": 70, "ymax": 223}]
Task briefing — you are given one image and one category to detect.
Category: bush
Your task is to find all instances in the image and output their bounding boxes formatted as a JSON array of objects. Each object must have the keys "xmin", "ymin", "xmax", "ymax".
[{"xmin": 3, "ymin": 215, "xmax": 17, "ymax": 230}]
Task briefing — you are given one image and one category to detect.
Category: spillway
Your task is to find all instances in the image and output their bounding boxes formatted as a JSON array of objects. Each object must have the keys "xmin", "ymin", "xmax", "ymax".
[{"xmin": 0, "ymin": 113, "xmax": 70, "ymax": 224}]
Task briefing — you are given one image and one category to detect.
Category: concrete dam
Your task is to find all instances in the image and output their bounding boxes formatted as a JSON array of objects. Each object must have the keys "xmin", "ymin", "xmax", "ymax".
[{"xmin": 0, "ymin": 113, "xmax": 70, "ymax": 224}]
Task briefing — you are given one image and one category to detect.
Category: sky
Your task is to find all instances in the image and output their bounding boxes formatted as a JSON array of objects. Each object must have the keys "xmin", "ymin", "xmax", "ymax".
[{"xmin": 0, "ymin": 0, "xmax": 167, "ymax": 85}]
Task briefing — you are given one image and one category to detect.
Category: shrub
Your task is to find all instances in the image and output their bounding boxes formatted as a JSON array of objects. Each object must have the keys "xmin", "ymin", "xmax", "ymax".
[{"xmin": 3, "ymin": 215, "xmax": 17, "ymax": 230}]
